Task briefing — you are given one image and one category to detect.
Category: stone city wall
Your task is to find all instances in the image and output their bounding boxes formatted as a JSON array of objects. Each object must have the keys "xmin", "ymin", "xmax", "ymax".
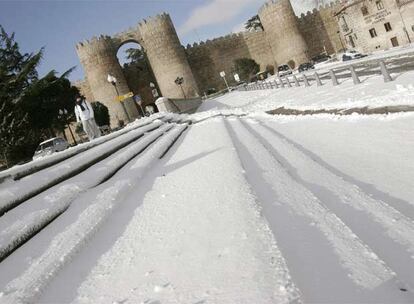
[
  {"xmin": 185, "ymin": 31, "xmax": 274, "ymax": 93},
  {"xmin": 297, "ymin": 1, "xmax": 344, "ymax": 57}
]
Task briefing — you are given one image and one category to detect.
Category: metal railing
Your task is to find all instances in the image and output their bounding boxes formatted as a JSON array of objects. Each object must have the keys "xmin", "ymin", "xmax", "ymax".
[{"xmin": 239, "ymin": 58, "xmax": 408, "ymax": 92}]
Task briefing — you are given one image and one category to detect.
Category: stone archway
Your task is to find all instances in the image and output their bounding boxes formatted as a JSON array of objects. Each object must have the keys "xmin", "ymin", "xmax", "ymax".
[
  {"xmin": 116, "ymin": 40, "xmax": 160, "ymax": 117},
  {"xmin": 76, "ymin": 13, "xmax": 199, "ymax": 127}
]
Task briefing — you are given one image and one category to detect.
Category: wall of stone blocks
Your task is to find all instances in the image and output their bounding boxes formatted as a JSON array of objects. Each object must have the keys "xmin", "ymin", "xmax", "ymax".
[
  {"xmin": 297, "ymin": 2, "xmax": 344, "ymax": 58},
  {"xmin": 138, "ymin": 14, "xmax": 199, "ymax": 99},
  {"xmin": 243, "ymin": 31, "xmax": 277, "ymax": 70},
  {"xmin": 399, "ymin": 0, "xmax": 414, "ymax": 42},
  {"xmin": 186, "ymin": 31, "xmax": 274, "ymax": 93},
  {"xmin": 259, "ymin": 0, "xmax": 309, "ymax": 68},
  {"xmin": 73, "ymin": 79, "xmax": 94, "ymax": 102},
  {"xmin": 186, "ymin": 34, "xmax": 250, "ymax": 93},
  {"xmin": 76, "ymin": 36, "xmax": 139, "ymax": 127}
]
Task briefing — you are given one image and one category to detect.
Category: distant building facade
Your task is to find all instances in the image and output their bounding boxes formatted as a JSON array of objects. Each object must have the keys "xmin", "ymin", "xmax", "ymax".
[
  {"xmin": 335, "ymin": 0, "xmax": 413, "ymax": 52},
  {"xmin": 74, "ymin": 0, "xmax": 414, "ymax": 126}
]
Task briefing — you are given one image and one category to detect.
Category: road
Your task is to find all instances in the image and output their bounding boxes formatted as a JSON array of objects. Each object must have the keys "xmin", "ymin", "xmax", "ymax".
[
  {"xmin": 254, "ymin": 48, "xmax": 414, "ymax": 87},
  {"xmin": 0, "ymin": 113, "xmax": 413, "ymax": 303}
]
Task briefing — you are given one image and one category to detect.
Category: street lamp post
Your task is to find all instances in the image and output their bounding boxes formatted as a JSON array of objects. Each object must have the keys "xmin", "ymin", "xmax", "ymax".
[
  {"xmin": 174, "ymin": 77, "xmax": 186, "ymax": 99},
  {"xmin": 59, "ymin": 108, "xmax": 77, "ymax": 145},
  {"xmin": 107, "ymin": 74, "xmax": 131, "ymax": 123},
  {"xmin": 133, "ymin": 94, "xmax": 146, "ymax": 117}
]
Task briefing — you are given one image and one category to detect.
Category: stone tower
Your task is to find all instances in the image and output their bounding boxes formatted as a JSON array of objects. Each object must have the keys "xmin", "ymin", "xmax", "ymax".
[
  {"xmin": 76, "ymin": 13, "xmax": 199, "ymax": 127},
  {"xmin": 76, "ymin": 36, "xmax": 139, "ymax": 126},
  {"xmin": 259, "ymin": 0, "xmax": 310, "ymax": 68},
  {"xmin": 138, "ymin": 13, "xmax": 199, "ymax": 99}
]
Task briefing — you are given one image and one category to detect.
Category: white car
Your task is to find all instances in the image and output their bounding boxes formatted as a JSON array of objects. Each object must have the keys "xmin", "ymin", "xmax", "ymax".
[
  {"xmin": 277, "ymin": 64, "xmax": 293, "ymax": 77},
  {"xmin": 342, "ymin": 50, "xmax": 367, "ymax": 61},
  {"xmin": 33, "ymin": 137, "xmax": 69, "ymax": 160}
]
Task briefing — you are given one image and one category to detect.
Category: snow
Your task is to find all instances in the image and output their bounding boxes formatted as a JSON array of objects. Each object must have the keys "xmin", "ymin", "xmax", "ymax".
[
  {"xmin": 196, "ymin": 71, "xmax": 414, "ymax": 114},
  {"xmin": 308, "ymin": 43, "xmax": 414, "ymax": 73},
  {"xmin": 0, "ymin": 114, "xmax": 167, "ymax": 184},
  {"xmin": 1, "ymin": 58, "xmax": 414, "ymax": 303},
  {"xmin": 68, "ymin": 118, "xmax": 300, "ymax": 304}
]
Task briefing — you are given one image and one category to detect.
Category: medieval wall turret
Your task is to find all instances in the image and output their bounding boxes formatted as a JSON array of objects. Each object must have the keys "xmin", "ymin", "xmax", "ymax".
[
  {"xmin": 297, "ymin": 1, "xmax": 343, "ymax": 58},
  {"xmin": 138, "ymin": 13, "xmax": 199, "ymax": 99},
  {"xmin": 259, "ymin": 0, "xmax": 309, "ymax": 68},
  {"xmin": 76, "ymin": 36, "xmax": 139, "ymax": 126}
]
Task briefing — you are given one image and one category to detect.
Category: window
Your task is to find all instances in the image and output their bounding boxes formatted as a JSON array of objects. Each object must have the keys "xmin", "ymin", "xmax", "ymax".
[
  {"xmin": 384, "ymin": 22, "xmax": 392, "ymax": 32},
  {"xmin": 341, "ymin": 16, "xmax": 349, "ymax": 32},
  {"xmin": 369, "ymin": 28, "xmax": 377, "ymax": 38},
  {"xmin": 361, "ymin": 6, "xmax": 369, "ymax": 16},
  {"xmin": 349, "ymin": 36, "xmax": 355, "ymax": 48},
  {"xmin": 376, "ymin": 0, "xmax": 384, "ymax": 10}
]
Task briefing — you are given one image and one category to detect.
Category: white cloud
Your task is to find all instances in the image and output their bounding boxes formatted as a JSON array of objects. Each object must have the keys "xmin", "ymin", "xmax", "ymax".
[
  {"xmin": 178, "ymin": 0, "xmax": 328, "ymax": 37},
  {"xmin": 232, "ymin": 22, "xmax": 247, "ymax": 33},
  {"xmin": 179, "ymin": 0, "xmax": 261, "ymax": 36}
]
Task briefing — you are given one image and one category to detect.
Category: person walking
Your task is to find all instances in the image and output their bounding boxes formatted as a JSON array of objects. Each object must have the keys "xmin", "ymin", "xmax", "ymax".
[{"xmin": 74, "ymin": 96, "xmax": 101, "ymax": 140}]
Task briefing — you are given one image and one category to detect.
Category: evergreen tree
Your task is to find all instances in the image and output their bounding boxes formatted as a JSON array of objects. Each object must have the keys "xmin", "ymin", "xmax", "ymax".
[
  {"xmin": 0, "ymin": 26, "xmax": 79, "ymax": 166},
  {"xmin": 233, "ymin": 58, "xmax": 260, "ymax": 82},
  {"xmin": 0, "ymin": 26, "xmax": 42, "ymax": 165},
  {"xmin": 245, "ymin": 15, "xmax": 264, "ymax": 32},
  {"xmin": 22, "ymin": 70, "xmax": 79, "ymax": 134},
  {"xmin": 125, "ymin": 48, "xmax": 145, "ymax": 64}
]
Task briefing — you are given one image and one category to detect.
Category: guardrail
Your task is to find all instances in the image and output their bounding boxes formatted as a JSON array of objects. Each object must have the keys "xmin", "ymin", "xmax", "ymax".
[{"xmin": 240, "ymin": 59, "xmax": 397, "ymax": 92}]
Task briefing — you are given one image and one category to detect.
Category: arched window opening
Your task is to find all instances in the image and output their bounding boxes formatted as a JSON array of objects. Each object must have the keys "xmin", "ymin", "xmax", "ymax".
[{"xmin": 116, "ymin": 42, "xmax": 159, "ymax": 115}]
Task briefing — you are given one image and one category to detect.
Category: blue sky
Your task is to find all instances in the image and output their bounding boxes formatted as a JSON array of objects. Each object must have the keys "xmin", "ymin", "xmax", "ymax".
[{"xmin": 0, "ymin": 0, "xmax": 265, "ymax": 81}]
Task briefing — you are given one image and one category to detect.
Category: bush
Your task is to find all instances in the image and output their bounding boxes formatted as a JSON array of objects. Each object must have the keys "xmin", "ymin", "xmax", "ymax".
[
  {"xmin": 233, "ymin": 58, "xmax": 260, "ymax": 82},
  {"xmin": 265, "ymin": 65, "xmax": 275, "ymax": 75},
  {"xmin": 91, "ymin": 101, "xmax": 110, "ymax": 126}
]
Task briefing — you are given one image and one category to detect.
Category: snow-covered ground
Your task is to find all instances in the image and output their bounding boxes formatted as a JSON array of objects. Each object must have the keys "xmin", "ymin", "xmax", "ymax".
[
  {"xmin": 0, "ymin": 70, "xmax": 414, "ymax": 303},
  {"xmin": 198, "ymin": 70, "xmax": 414, "ymax": 114}
]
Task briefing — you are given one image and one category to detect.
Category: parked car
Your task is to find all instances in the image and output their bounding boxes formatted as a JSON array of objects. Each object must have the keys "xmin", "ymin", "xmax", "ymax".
[
  {"xmin": 342, "ymin": 50, "xmax": 367, "ymax": 61},
  {"xmin": 33, "ymin": 137, "xmax": 69, "ymax": 160},
  {"xmin": 205, "ymin": 88, "xmax": 217, "ymax": 95},
  {"xmin": 312, "ymin": 53, "xmax": 332, "ymax": 64},
  {"xmin": 298, "ymin": 62, "xmax": 315, "ymax": 72},
  {"xmin": 277, "ymin": 64, "xmax": 293, "ymax": 77},
  {"xmin": 256, "ymin": 71, "xmax": 268, "ymax": 81}
]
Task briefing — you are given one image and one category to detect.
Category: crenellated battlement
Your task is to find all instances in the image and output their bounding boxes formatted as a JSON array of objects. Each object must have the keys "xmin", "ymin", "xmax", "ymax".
[
  {"xmin": 184, "ymin": 31, "xmax": 260, "ymax": 51},
  {"xmin": 259, "ymin": 0, "xmax": 281, "ymax": 14},
  {"xmin": 76, "ymin": 34, "xmax": 116, "ymax": 58},
  {"xmin": 297, "ymin": 0, "xmax": 343, "ymax": 21},
  {"xmin": 138, "ymin": 12, "xmax": 173, "ymax": 31},
  {"xmin": 76, "ymin": 12, "xmax": 173, "ymax": 54}
]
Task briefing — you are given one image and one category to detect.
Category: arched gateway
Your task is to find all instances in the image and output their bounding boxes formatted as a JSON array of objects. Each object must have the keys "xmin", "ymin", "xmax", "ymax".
[{"xmin": 76, "ymin": 13, "xmax": 199, "ymax": 126}]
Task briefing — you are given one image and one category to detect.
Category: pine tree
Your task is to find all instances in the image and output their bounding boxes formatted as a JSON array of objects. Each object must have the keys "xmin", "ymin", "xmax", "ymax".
[
  {"xmin": 245, "ymin": 15, "xmax": 264, "ymax": 32},
  {"xmin": 233, "ymin": 58, "xmax": 260, "ymax": 82},
  {"xmin": 0, "ymin": 26, "xmax": 78, "ymax": 166},
  {"xmin": 0, "ymin": 26, "xmax": 42, "ymax": 166}
]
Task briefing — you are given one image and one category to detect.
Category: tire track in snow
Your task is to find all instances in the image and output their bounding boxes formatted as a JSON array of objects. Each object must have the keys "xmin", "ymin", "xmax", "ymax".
[
  {"xmin": 69, "ymin": 117, "xmax": 300, "ymax": 304},
  {"xmin": 244, "ymin": 118, "xmax": 414, "ymax": 290},
  {"xmin": 0, "ymin": 124, "xmax": 188, "ymax": 304},
  {"xmin": 0, "ymin": 123, "xmax": 174, "ymax": 264},
  {"xmin": 0, "ymin": 114, "xmax": 169, "ymax": 185},
  {"xmin": 0, "ymin": 120, "xmax": 165, "ymax": 217},
  {"xmin": 225, "ymin": 118, "xmax": 407, "ymax": 300}
]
